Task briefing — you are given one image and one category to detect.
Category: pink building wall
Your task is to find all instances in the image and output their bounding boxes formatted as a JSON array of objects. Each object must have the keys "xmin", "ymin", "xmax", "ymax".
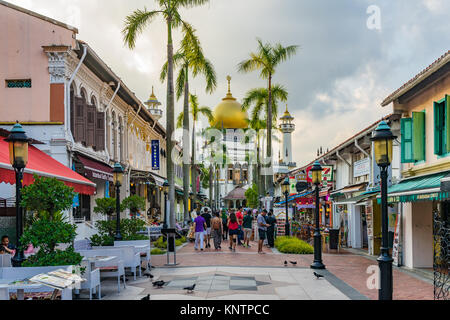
[{"xmin": 0, "ymin": 3, "xmax": 76, "ymax": 122}]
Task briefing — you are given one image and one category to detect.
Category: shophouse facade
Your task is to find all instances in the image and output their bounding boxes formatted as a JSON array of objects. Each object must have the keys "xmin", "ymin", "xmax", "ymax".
[
  {"xmin": 381, "ymin": 50, "xmax": 450, "ymax": 269},
  {"xmin": 0, "ymin": 2, "xmax": 168, "ymax": 238}
]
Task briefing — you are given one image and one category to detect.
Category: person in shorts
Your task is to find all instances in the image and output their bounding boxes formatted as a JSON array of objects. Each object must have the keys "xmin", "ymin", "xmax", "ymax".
[
  {"xmin": 227, "ymin": 212, "xmax": 239, "ymax": 252},
  {"xmin": 201, "ymin": 208, "xmax": 212, "ymax": 249},
  {"xmin": 242, "ymin": 210, "xmax": 253, "ymax": 248},
  {"xmin": 193, "ymin": 215, "xmax": 207, "ymax": 251},
  {"xmin": 257, "ymin": 210, "xmax": 270, "ymax": 254}
]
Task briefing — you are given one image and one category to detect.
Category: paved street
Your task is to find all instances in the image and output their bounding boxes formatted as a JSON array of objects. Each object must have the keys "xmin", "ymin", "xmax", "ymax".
[{"xmin": 86, "ymin": 241, "xmax": 433, "ymax": 301}]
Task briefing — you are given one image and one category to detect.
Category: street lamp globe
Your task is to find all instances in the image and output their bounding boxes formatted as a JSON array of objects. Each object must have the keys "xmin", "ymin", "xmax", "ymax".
[
  {"xmin": 311, "ymin": 161, "xmax": 322, "ymax": 185},
  {"xmin": 163, "ymin": 180, "xmax": 169, "ymax": 194},
  {"xmin": 281, "ymin": 178, "xmax": 290, "ymax": 195},
  {"xmin": 371, "ymin": 121, "xmax": 396, "ymax": 167},
  {"xmin": 112, "ymin": 163, "xmax": 124, "ymax": 186},
  {"xmin": 6, "ymin": 122, "xmax": 29, "ymax": 169}
]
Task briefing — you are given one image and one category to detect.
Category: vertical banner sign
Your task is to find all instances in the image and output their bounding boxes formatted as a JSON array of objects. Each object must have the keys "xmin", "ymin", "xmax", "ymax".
[
  {"xmin": 392, "ymin": 214, "xmax": 401, "ymax": 266},
  {"xmin": 151, "ymin": 140, "xmax": 160, "ymax": 171},
  {"xmin": 72, "ymin": 163, "xmax": 79, "ymax": 208},
  {"xmin": 289, "ymin": 176, "xmax": 297, "ymax": 195},
  {"xmin": 105, "ymin": 181, "xmax": 110, "ymax": 199}
]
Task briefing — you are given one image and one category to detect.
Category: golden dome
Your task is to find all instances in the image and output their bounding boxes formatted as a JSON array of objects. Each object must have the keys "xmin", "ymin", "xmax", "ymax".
[
  {"xmin": 280, "ymin": 104, "xmax": 294, "ymax": 121},
  {"xmin": 211, "ymin": 76, "xmax": 249, "ymax": 129}
]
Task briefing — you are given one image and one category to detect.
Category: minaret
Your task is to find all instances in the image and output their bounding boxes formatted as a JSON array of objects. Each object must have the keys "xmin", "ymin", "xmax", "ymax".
[
  {"xmin": 145, "ymin": 86, "xmax": 163, "ymax": 121},
  {"xmin": 279, "ymin": 105, "xmax": 296, "ymax": 168}
]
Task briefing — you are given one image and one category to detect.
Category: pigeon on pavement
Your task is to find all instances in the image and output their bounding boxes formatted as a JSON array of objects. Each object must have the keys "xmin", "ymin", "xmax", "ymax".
[
  {"xmin": 141, "ymin": 294, "xmax": 150, "ymax": 300},
  {"xmin": 184, "ymin": 284, "xmax": 196, "ymax": 294},
  {"xmin": 290, "ymin": 261, "xmax": 297, "ymax": 266},
  {"xmin": 284, "ymin": 261, "xmax": 288, "ymax": 267},
  {"xmin": 152, "ymin": 280, "xmax": 166, "ymax": 288},
  {"xmin": 314, "ymin": 272, "xmax": 324, "ymax": 280}
]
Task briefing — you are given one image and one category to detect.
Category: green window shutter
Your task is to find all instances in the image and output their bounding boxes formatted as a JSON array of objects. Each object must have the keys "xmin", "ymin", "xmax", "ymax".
[
  {"xmin": 434, "ymin": 102, "xmax": 443, "ymax": 155},
  {"xmin": 446, "ymin": 95, "xmax": 450, "ymax": 153},
  {"xmin": 412, "ymin": 112, "xmax": 425, "ymax": 161},
  {"xmin": 401, "ymin": 118, "xmax": 414, "ymax": 163}
]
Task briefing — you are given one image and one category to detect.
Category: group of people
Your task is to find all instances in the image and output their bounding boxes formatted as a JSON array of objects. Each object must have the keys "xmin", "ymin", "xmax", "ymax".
[{"xmin": 190, "ymin": 206, "xmax": 278, "ymax": 254}]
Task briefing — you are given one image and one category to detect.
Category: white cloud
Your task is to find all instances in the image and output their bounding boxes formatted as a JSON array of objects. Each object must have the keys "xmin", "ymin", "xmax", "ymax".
[{"xmin": 423, "ymin": 0, "xmax": 445, "ymax": 13}]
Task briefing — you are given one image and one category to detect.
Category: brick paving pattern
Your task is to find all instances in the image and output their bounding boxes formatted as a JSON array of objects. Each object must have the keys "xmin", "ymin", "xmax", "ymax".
[{"xmin": 151, "ymin": 241, "xmax": 434, "ymax": 300}]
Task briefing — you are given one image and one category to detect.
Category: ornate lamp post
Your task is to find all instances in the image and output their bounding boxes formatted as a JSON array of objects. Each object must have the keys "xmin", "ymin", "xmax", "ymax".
[
  {"xmin": 371, "ymin": 121, "xmax": 396, "ymax": 300},
  {"xmin": 6, "ymin": 122, "xmax": 30, "ymax": 267},
  {"xmin": 310, "ymin": 161, "xmax": 325, "ymax": 270},
  {"xmin": 163, "ymin": 180, "xmax": 169, "ymax": 229},
  {"xmin": 281, "ymin": 178, "xmax": 290, "ymax": 236},
  {"xmin": 113, "ymin": 163, "xmax": 124, "ymax": 241}
]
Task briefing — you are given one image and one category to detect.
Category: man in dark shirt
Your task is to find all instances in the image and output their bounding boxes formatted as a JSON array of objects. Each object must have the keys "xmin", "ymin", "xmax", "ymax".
[
  {"xmin": 201, "ymin": 209, "xmax": 212, "ymax": 249},
  {"xmin": 265, "ymin": 211, "xmax": 277, "ymax": 248}
]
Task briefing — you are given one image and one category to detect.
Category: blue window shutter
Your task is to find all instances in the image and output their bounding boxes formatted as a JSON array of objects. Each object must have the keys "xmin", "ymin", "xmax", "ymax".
[
  {"xmin": 446, "ymin": 95, "xmax": 450, "ymax": 153},
  {"xmin": 401, "ymin": 118, "xmax": 414, "ymax": 163},
  {"xmin": 412, "ymin": 112, "xmax": 425, "ymax": 161}
]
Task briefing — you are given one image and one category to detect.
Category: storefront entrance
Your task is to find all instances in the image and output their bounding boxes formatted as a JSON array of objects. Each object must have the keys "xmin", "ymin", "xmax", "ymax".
[{"xmin": 434, "ymin": 201, "xmax": 450, "ymax": 300}]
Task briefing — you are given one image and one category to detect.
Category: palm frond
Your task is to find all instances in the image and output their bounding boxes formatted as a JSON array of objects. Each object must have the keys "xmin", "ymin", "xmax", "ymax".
[
  {"xmin": 176, "ymin": 111, "xmax": 185, "ymax": 129},
  {"xmin": 175, "ymin": 66, "xmax": 187, "ymax": 100},
  {"xmin": 122, "ymin": 9, "xmax": 162, "ymax": 49},
  {"xmin": 198, "ymin": 107, "xmax": 214, "ymax": 123}
]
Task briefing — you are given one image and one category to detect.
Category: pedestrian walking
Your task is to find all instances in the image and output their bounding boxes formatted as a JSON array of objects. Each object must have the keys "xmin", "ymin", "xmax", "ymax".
[
  {"xmin": 242, "ymin": 210, "xmax": 253, "ymax": 248},
  {"xmin": 236, "ymin": 207, "xmax": 244, "ymax": 245},
  {"xmin": 201, "ymin": 208, "xmax": 212, "ymax": 249},
  {"xmin": 266, "ymin": 211, "xmax": 277, "ymax": 248},
  {"xmin": 211, "ymin": 212, "xmax": 223, "ymax": 250},
  {"xmin": 222, "ymin": 210, "xmax": 229, "ymax": 241},
  {"xmin": 257, "ymin": 210, "xmax": 270, "ymax": 254},
  {"xmin": 228, "ymin": 212, "xmax": 239, "ymax": 252},
  {"xmin": 194, "ymin": 214, "xmax": 207, "ymax": 251}
]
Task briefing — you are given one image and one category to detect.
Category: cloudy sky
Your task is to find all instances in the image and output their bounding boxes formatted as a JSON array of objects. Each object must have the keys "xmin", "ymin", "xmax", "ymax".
[{"xmin": 8, "ymin": 0, "xmax": 450, "ymax": 167}]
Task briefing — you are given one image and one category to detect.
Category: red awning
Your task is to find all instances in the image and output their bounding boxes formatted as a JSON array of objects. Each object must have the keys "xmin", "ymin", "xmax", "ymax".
[
  {"xmin": 0, "ymin": 136, "xmax": 96, "ymax": 195},
  {"xmin": 76, "ymin": 154, "xmax": 113, "ymax": 182}
]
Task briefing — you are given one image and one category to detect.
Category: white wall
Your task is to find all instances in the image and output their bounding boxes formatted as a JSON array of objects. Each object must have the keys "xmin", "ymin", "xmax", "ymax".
[{"xmin": 348, "ymin": 204, "xmax": 362, "ymax": 248}]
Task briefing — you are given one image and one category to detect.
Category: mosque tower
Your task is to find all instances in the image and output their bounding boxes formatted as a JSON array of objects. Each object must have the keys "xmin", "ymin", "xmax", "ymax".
[
  {"xmin": 279, "ymin": 105, "xmax": 296, "ymax": 169},
  {"xmin": 144, "ymin": 86, "xmax": 162, "ymax": 121}
]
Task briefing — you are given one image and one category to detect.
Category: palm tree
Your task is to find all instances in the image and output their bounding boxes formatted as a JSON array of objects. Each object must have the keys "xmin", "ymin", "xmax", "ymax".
[
  {"xmin": 176, "ymin": 94, "xmax": 214, "ymax": 210},
  {"xmin": 161, "ymin": 29, "xmax": 216, "ymax": 223},
  {"xmin": 123, "ymin": 0, "xmax": 210, "ymax": 228},
  {"xmin": 238, "ymin": 39, "xmax": 298, "ymax": 198},
  {"xmin": 242, "ymin": 85, "xmax": 288, "ymax": 197}
]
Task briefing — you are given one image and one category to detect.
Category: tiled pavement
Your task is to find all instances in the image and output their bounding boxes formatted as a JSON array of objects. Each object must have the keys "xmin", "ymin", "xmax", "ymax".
[{"xmin": 80, "ymin": 240, "xmax": 434, "ymax": 300}]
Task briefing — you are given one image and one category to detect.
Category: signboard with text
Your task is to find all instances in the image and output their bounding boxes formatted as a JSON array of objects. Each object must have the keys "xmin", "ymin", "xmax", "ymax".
[
  {"xmin": 354, "ymin": 158, "xmax": 370, "ymax": 178},
  {"xmin": 151, "ymin": 140, "xmax": 160, "ymax": 171}
]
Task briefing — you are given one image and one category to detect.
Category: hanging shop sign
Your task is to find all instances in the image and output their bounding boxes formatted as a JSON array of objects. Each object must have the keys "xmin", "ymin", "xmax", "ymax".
[
  {"xmin": 151, "ymin": 140, "xmax": 160, "ymax": 171},
  {"xmin": 289, "ymin": 176, "xmax": 297, "ymax": 194},
  {"xmin": 306, "ymin": 165, "xmax": 333, "ymax": 187},
  {"xmin": 354, "ymin": 158, "xmax": 370, "ymax": 178},
  {"xmin": 296, "ymin": 171, "xmax": 307, "ymax": 182},
  {"xmin": 392, "ymin": 213, "xmax": 401, "ymax": 267}
]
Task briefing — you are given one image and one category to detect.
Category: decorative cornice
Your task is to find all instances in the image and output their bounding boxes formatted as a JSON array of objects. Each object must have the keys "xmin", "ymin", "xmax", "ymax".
[{"xmin": 402, "ymin": 161, "xmax": 450, "ymax": 178}]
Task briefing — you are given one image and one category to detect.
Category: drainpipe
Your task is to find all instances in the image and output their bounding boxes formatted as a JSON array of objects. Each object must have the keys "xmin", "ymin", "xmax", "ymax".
[
  {"xmin": 129, "ymin": 104, "xmax": 143, "ymax": 128},
  {"xmin": 104, "ymin": 81, "xmax": 121, "ymax": 162},
  {"xmin": 355, "ymin": 139, "xmax": 372, "ymax": 188},
  {"xmin": 66, "ymin": 44, "xmax": 87, "ymax": 170},
  {"xmin": 336, "ymin": 149, "xmax": 352, "ymax": 185}
]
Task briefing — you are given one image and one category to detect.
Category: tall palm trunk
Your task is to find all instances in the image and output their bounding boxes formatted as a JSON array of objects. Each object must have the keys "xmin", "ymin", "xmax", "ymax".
[
  {"xmin": 182, "ymin": 67, "xmax": 190, "ymax": 224},
  {"xmin": 209, "ymin": 163, "xmax": 213, "ymax": 208},
  {"xmin": 191, "ymin": 118, "xmax": 197, "ymax": 207},
  {"xmin": 166, "ymin": 14, "xmax": 176, "ymax": 228},
  {"xmin": 266, "ymin": 75, "xmax": 273, "ymax": 198}
]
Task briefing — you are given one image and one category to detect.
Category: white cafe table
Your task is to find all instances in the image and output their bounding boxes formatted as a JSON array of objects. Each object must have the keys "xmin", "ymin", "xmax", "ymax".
[{"xmin": 0, "ymin": 280, "xmax": 47, "ymax": 301}]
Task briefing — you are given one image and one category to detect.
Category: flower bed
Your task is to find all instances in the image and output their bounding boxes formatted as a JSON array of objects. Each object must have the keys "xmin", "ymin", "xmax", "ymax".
[{"xmin": 275, "ymin": 236, "xmax": 314, "ymax": 254}]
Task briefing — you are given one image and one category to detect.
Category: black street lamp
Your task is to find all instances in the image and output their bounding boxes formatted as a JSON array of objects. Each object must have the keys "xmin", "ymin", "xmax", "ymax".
[
  {"xmin": 281, "ymin": 178, "xmax": 290, "ymax": 236},
  {"xmin": 310, "ymin": 160, "xmax": 326, "ymax": 270},
  {"xmin": 371, "ymin": 120, "xmax": 396, "ymax": 300},
  {"xmin": 163, "ymin": 180, "xmax": 169, "ymax": 229},
  {"xmin": 6, "ymin": 122, "xmax": 30, "ymax": 267},
  {"xmin": 113, "ymin": 163, "xmax": 124, "ymax": 241}
]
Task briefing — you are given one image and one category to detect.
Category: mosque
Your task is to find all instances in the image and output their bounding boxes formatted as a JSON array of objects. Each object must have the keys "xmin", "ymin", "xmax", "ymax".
[{"xmin": 200, "ymin": 76, "xmax": 296, "ymax": 210}]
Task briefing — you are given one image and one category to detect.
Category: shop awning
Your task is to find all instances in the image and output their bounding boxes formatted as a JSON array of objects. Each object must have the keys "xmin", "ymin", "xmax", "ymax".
[
  {"xmin": 381, "ymin": 171, "xmax": 450, "ymax": 203},
  {"xmin": 0, "ymin": 137, "xmax": 95, "ymax": 195},
  {"xmin": 335, "ymin": 190, "xmax": 379, "ymax": 205},
  {"xmin": 441, "ymin": 173, "xmax": 450, "ymax": 192},
  {"xmin": 150, "ymin": 173, "xmax": 166, "ymax": 187},
  {"xmin": 276, "ymin": 190, "xmax": 314, "ymax": 205},
  {"xmin": 76, "ymin": 153, "xmax": 113, "ymax": 182}
]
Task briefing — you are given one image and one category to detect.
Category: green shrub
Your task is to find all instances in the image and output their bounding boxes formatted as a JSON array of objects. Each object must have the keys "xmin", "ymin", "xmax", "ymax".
[
  {"xmin": 89, "ymin": 219, "xmax": 149, "ymax": 246},
  {"xmin": 151, "ymin": 248, "xmax": 166, "ymax": 255},
  {"xmin": 154, "ymin": 236, "xmax": 184, "ymax": 249},
  {"xmin": 20, "ymin": 176, "xmax": 82, "ymax": 267},
  {"xmin": 275, "ymin": 236, "xmax": 313, "ymax": 255}
]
